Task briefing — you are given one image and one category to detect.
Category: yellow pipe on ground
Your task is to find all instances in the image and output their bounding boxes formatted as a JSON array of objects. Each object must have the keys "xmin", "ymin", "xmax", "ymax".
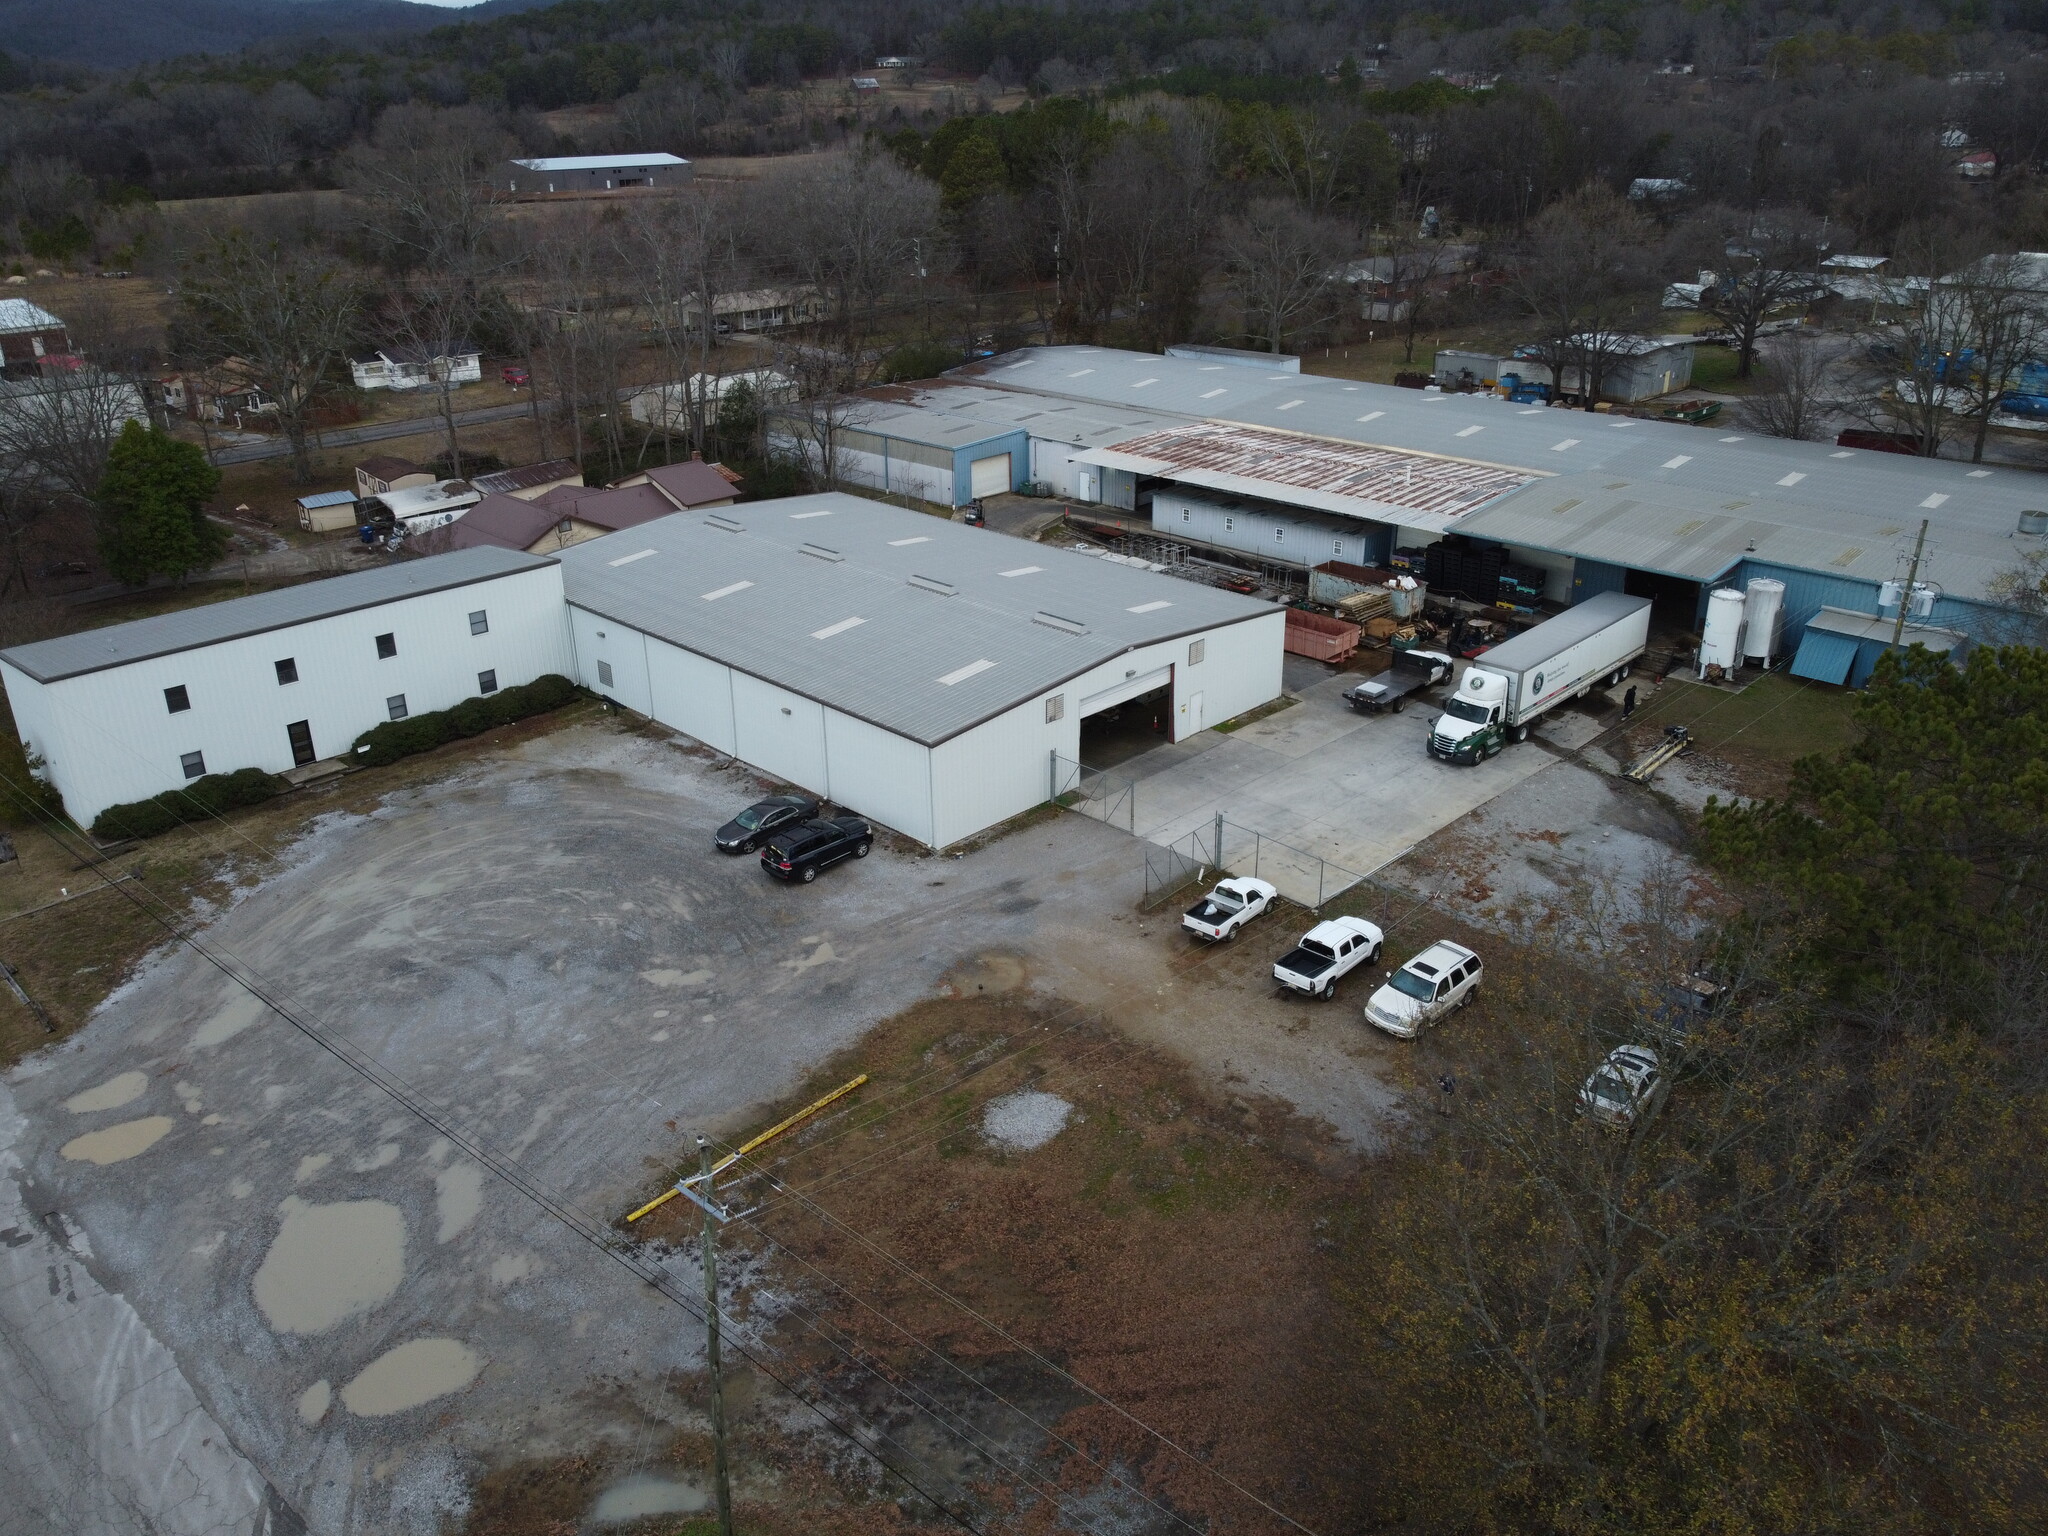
[{"xmin": 625, "ymin": 1072, "xmax": 870, "ymax": 1223}]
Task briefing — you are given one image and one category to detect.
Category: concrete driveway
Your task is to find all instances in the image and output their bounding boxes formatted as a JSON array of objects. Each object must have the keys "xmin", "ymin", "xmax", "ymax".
[
  {"xmin": 0, "ymin": 720, "xmax": 1408, "ymax": 1534},
  {"xmin": 1117, "ymin": 663, "xmax": 1559, "ymax": 901}
]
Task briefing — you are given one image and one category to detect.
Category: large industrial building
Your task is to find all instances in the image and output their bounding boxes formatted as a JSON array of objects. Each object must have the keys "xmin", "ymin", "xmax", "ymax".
[
  {"xmin": 0, "ymin": 497, "xmax": 1281, "ymax": 845},
  {"xmin": 825, "ymin": 345, "xmax": 2044, "ymax": 685},
  {"xmin": 552, "ymin": 494, "xmax": 1282, "ymax": 848},
  {"xmin": 0, "ymin": 550, "xmax": 571, "ymax": 826}
]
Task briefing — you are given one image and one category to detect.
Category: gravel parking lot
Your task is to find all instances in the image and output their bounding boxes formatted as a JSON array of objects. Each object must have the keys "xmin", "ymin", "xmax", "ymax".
[{"xmin": 0, "ymin": 719, "xmax": 1413, "ymax": 1534}]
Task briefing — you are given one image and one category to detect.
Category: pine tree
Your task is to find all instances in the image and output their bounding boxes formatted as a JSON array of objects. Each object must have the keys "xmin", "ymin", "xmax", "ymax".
[{"xmin": 95, "ymin": 421, "xmax": 225, "ymax": 585}]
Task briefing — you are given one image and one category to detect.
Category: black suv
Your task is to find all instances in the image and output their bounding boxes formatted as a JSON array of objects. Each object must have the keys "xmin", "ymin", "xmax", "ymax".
[
  {"xmin": 761, "ymin": 816, "xmax": 873, "ymax": 882},
  {"xmin": 715, "ymin": 794, "xmax": 819, "ymax": 854}
]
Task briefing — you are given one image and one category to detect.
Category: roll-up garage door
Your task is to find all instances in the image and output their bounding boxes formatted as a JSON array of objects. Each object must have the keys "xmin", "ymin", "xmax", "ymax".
[
  {"xmin": 1081, "ymin": 666, "xmax": 1172, "ymax": 715},
  {"xmin": 969, "ymin": 453, "xmax": 1012, "ymax": 498}
]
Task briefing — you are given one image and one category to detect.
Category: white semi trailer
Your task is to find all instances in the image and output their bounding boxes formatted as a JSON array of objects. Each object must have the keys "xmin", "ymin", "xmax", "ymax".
[{"xmin": 1427, "ymin": 592, "xmax": 1653, "ymax": 764}]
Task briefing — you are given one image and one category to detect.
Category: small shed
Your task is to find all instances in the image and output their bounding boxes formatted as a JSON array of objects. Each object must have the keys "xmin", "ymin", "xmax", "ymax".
[{"xmin": 295, "ymin": 490, "xmax": 359, "ymax": 533}]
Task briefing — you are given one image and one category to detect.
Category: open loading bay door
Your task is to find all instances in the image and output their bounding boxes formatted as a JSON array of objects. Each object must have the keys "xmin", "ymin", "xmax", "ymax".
[{"xmin": 1079, "ymin": 667, "xmax": 1174, "ymax": 769}]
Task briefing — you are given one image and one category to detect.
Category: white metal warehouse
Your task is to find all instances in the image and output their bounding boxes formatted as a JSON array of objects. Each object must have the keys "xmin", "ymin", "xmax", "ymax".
[
  {"xmin": 0, "ymin": 548, "xmax": 570, "ymax": 826},
  {"xmin": 554, "ymin": 493, "xmax": 1282, "ymax": 847}
]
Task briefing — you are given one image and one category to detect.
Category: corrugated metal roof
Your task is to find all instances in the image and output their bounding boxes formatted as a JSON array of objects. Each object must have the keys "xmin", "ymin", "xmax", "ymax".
[
  {"xmin": 554, "ymin": 493, "xmax": 1276, "ymax": 746},
  {"xmin": 1454, "ymin": 471, "xmax": 2012, "ymax": 597},
  {"xmin": 0, "ymin": 298, "xmax": 62, "ymax": 333},
  {"xmin": 0, "ymin": 548, "xmax": 555, "ymax": 684},
  {"xmin": 1074, "ymin": 421, "xmax": 1537, "ymax": 534},
  {"xmin": 511, "ymin": 154, "xmax": 690, "ymax": 171},
  {"xmin": 949, "ymin": 346, "xmax": 2048, "ymax": 602},
  {"xmin": 294, "ymin": 490, "xmax": 357, "ymax": 510}
]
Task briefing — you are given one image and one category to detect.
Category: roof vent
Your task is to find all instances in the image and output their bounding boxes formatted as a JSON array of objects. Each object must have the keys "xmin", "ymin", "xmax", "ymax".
[
  {"xmin": 799, "ymin": 543, "xmax": 843, "ymax": 562},
  {"xmin": 705, "ymin": 514, "xmax": 744, "ymax": 532},
  {"xmin": 907, "ymin": 574, "xmax": 956, "ymax": 595},
  {"xmin": 2021, "ymin": 509, "xmax": 2048, "ymax": 536},
  {"xmin": 1033, "ymin": 610, "xmax": 1089, "ymax": 635}
]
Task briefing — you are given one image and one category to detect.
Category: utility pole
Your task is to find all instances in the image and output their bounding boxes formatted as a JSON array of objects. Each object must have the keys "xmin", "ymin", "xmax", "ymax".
[
  {"xmin": 622, "ymin": 1074, "xmax": 869, "ymax": 1536},
  {"xmin": 1889, "ymin": 517, "xmax": 1931, "ymax": 654},
  {"xmin": 698, "ymin": 1136, "xmax": 736, "ymax": 1536}
]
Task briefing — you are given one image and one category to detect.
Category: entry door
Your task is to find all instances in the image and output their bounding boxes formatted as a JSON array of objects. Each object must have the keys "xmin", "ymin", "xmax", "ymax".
[
  {"xmin": 1178, "ymin": 691, "xmax": 1205, "ymax": 739},
  {"xmin": 1075, "ymin": 468, "xmax": 1098, "ymax": 502},
  {"xmin": 286, "ymin": 720, "xmax": 315, "ymax": 767},
  {"xmin": 969, "ymin": 452, "xmax": 1011, "ymax": 499}
]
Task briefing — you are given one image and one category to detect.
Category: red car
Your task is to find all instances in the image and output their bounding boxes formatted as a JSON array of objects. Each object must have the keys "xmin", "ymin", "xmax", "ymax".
[{"xmin": 500, "ymin": 365, "xmax": 530, "ymax": 387}]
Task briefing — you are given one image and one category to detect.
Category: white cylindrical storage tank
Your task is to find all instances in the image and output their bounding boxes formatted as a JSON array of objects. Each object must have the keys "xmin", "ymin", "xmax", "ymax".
[
  {"xmin": 1700, "ymin": 587, "xmax": 1745, "ymax": 675},
  {"xmin": 1742, "ymin": 577, "xmax": 1785, "ymax": 664}
]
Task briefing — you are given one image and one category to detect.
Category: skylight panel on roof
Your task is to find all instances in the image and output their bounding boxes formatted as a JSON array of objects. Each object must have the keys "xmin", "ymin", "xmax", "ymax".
[
  {"xmin": 1132, "ymin": 378, "xmax": 1158, "ymax": 388},
  {"xmin": 1777, "ymin": 473, "xmax": 1806, "ymax": 486},
  {"xmin": 701, "ymin": 581, "xmax": 753, "ymax": 600},
  {"xmin": 812, "ymin": 616, "xmax": 865, "ymax": 639},
  {"xmin": 1718, "ymin": 436, "xmax": 1744, "ymax": 443},
  {"xmin": 999, "ymin": 565, "xmax": 1043, "ymax": 577},
  {"xmin": 1127, "ymin": 601, "xmax": 1172, "ymax": 613},
  {"xmin": 1201, "ymin": 388, "xmax": 1228, "ymax": 399},
  {"xmin": 790, "ymin": 509, "xmax": 834, "ymax": 519},
  {"xmin": 1969, "ymin": 469, "xmax": 1992, "ymax": 477},
  {"xmin": 609, "ymin": 549, "xmax": 658, "ymax": 566},
  {"xmin": 1456, "ymin": 425, "xmax": 1484, "ymax": 437},
  {"xmin": 1552, "ymin": 439, "xmax": 1580, "ymax": 451},
  {"xmin": 1662, "ymin": 455, "xmax": 1692, "ymax": 468},
  {"xmin": 1358, "ymin": 411, "xmax": 1384, "ymax": 423},
  {"xmin": 1275, "ymin": 400, "xmax": 1304, "ymax": 411},
  {"xmin": 889, "ymin": 536, "xmax": 931, "ymax": 546},
  {"xmin": 938, "ymin": 658, "xmax": 996, "ymax": 685},
  {"xmin": 1921, "ymin": 493, "xmax": 1950, "ymax": 508},
  {"xmin": 1068, "ymin": 369, "xmax": 1095, "ymax": 377}
]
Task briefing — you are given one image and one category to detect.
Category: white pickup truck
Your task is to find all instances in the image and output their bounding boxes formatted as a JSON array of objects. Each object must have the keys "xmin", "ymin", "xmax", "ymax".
[
  {"xmin": 1181, "ymin": 877, "xmax": 1278, "ymax": 942},
  {"xmin": 1272, "ymin": 916, "xmax": 1386, "ymax": 998}
]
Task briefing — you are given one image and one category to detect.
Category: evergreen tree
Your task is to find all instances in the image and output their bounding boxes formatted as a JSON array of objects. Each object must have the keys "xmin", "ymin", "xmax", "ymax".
[{"xmin": 95, "ymin": 421, "xmax": 225, "ymax": 585}]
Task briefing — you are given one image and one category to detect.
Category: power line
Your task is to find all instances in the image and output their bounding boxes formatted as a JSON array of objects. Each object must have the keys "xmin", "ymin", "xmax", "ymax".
[{"xmin": 0, "ymin": 771, "xmax": 997, "ymax": 1535}]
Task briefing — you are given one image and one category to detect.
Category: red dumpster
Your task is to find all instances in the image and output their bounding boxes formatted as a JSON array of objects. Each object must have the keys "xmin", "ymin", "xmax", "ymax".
[{"xmin": 1284, "ymin": 609, "xmax": 1361, "ymax": 664}]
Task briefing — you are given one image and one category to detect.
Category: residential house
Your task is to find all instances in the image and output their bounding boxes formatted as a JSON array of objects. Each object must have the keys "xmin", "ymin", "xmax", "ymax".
[
  {"xmin": 350, "ymin": 345, "xmax": 483, "ymax": 392},
  {"xmin": 441, "ymin": 482, "xmax": 675, "ymax": 554},
  {"xmin": 0, "ymin": 299, "xmax": 70, "ymax": 379},
  {"xmin": 492, "ymin": 154, "xmax": 693, "ymax": 196},
  {"xmin": 626, "ymin": 370, "xmax": 794, "ymax": 430},
  {"xmin": 469, "ymin": 459, "xmax": 584, "ymax": 501},
  {"xmin": 611, "ymin": 453, "xmax": 743, "ymax": 508},
  {"xmin": 159, "ymin": 359, "xmax": 276, "ymax": 425},
  {"xmin": 357, "ymin": 456, "xmax": 435, "ymax": 500},
  {"xmin": 1336, "ymin": 245, "xmax": 1479, "ymax": 321},
  {"xmin": 687, "ymin": 288, "xmax": 822, "ymax": 334}
]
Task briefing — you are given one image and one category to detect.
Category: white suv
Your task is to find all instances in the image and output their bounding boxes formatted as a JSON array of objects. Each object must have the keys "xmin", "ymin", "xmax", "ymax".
[{"xmin": 1365, "ymin": 941, "xmax": 1483, "ymax": 1038}]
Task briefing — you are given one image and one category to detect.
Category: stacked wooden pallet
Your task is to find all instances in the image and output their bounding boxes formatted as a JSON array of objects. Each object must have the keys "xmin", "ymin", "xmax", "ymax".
[{"xmin": 1335, "ymin": 588, "xmax": 1393, "ymax": 624}]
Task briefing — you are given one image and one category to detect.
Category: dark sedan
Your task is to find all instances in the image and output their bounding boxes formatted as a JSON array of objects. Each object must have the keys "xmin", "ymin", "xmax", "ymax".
[
  {"xmin": 715, "ymin": 794, "xmax": 819, "ymax": 854},
  {"xmin": 761, "ymin": 816, "xmax": 873, "ymax": 882}
]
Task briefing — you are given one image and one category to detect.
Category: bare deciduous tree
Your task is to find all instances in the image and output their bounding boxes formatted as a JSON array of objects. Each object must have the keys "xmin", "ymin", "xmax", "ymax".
[
  {"xmin": 176, "ymin": 232, "xmax": 359, "ymax": 482},
  {"xmin": 1218, "ymin": 198, "xmax": 1347, "ymax": 355},
  {"xmin": 1507, "ymin": 186, "xmax": 1655, "ymax": 408},
  {"xmin": 1738, "ymin": 332, "xmax": 1838, "ymax": 440}
]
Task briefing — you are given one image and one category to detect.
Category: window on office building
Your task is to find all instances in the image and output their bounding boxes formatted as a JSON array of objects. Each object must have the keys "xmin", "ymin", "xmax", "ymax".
[
  {"xmin": 478, "ymin": 669, "xmax": 498, "ymax": 695},
  {"xmin": 375, "ymin": 632, "xmax": 397, "ymax": 659},
  {"xmin": 180, "ymin": 751, "xmax": 205, "ymax": 778},
  {"xmin": 164, "ymin": 685, "xmax": 190, "ymax": 713},
  {"xmin": 275, "ymin": 658, "xmax": 298, "ymax": 685},
  {"xmin": 469, "ymin": 610, "xmax": 489, "ymax": 636},
  {"xmin": 387, "ymin": 694, "xmax": 408, "ymax": 721}
]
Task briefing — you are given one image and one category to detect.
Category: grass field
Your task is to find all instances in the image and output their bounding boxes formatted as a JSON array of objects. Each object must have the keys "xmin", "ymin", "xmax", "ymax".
[{"xmin": 1614, "ymin": 670, "xmax": 1861, "ymax": 794}]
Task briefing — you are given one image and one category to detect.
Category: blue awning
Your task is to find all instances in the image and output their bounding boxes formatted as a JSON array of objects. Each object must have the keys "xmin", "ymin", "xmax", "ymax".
[{"xmin": 1789, "ymin": 627, "xmax": 1859, "ymax": 684}]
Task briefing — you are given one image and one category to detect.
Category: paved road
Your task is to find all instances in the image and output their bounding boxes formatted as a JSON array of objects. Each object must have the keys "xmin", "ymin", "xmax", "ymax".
[{"xmin": 209, "ymin": 402, "xmax": 534, "ymax": 466}]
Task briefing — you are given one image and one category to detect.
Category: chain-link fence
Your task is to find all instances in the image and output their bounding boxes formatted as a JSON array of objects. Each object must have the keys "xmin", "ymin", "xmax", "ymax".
[
  {"xmin": 1048, "ymin": 752, "xmax": 1136, "ymax": 833},
  {"xmin": 1141, "ymin": 813, "xmax": 1369, "ymax": 912}
]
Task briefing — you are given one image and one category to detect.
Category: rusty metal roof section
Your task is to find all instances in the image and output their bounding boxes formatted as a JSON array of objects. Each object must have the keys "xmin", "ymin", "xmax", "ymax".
[{"xmin": 1079, "ymin": 421, "xmax": 1539, "ymax": 533}]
